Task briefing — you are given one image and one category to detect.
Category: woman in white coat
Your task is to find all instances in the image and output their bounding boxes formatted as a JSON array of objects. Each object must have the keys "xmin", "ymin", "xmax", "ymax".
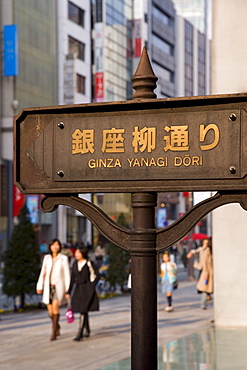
[{"xmin": 36, "ymin": 239, "xmax": 70, "ymax": 341}]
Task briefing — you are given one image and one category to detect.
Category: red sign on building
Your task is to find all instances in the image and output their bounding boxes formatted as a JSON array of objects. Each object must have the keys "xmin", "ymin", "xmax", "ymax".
[
  {"xmin": 95, "ymin": 72, "xmax": 104, "ymax": 102},
  {"xmin": 134, "ymin": 20, "xmax": 142, "ymax": 57},
  {"xmin": 13, "ymin": 185, "xmax": 25, "ymax": 217}
]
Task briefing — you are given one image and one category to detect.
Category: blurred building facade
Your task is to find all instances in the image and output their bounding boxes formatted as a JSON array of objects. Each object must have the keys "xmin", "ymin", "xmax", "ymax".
[
  {"xmin": 172, "ymin": 0, "xmax": 208, "ymax": 35},
  {"xmin": 0, "ymin": 0, "xmax": 211, "ymax": 257},
  {"xmin": 56, "ymin": 0, "xmax": 92, "ymax": 247},
  {"xmin": 0, "ymin": 0, "xmax": 93, "ymax": 257},
  {"xmin": 0, "ymin": 0, "xmax": 57, "ymax": 257},
  {"xmin": 93, "ymin": 0, "xmax": 133, "ymax": 102}
]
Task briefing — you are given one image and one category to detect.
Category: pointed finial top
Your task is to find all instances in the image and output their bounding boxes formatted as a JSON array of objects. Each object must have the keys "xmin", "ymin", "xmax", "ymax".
[{"xmin": 132, "ymin": 47, "xmax": 158, "ymax": 100}]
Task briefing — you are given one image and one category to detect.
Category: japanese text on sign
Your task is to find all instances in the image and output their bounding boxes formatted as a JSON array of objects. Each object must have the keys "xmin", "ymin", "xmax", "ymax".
[{"xmin": 72, "ymin": 124, "xmax": 220, "ymax": 155}]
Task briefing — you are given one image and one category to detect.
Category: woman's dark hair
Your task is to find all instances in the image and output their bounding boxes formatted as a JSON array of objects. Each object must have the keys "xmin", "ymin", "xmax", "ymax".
[
  {"xmin": 163, "ymin": 250, "xmax": 169, "ymax": 256},
  {"xmin": 202, "ymin": 237, "xmax": 212, "ymax": 253},
  {"xmin": 76, "ymin": 246, "xmax": 88, "ymax": 259},
  {"xmin": 208, "ymin": 237, "xmax": 212, "ymax": 253},
  {"xmin": 49, "ymin": 238, "xmax": 62, "ymax": 254}
]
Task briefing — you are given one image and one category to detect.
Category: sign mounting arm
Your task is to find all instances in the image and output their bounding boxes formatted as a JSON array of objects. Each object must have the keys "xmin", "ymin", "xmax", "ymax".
[{"xmin": 156, "ymin": 191, "xmax": 247, "ymax": 251}]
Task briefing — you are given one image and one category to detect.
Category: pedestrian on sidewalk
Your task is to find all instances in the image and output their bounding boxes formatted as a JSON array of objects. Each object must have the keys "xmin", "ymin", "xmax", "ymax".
[
  {"xmin": 180, "ymin": 242, "xmax": 188, "ymax": 269},
  {"xmin": 160, "ymin": 251, "xmax": 178, "ymax": 312},
  {"xmin": 36, "ymin": 238, "xmax": 71, "ymax": 341},
  {"xmin": 65, "ymin": 245, "xmax": 100, "ymax": 341},
  {"xmin": 95, "ymin": 242, "xmax": 106, "ymax": 268},
  {"xmin": 187, "ymin": 238, "xmax": 213, "ymax": 309}
]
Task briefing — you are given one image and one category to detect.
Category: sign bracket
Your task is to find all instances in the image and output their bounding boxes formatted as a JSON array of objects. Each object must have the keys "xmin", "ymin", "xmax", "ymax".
[{"xmin": 41, "ymin": 190, "xmax": 247, "ymax": 253}]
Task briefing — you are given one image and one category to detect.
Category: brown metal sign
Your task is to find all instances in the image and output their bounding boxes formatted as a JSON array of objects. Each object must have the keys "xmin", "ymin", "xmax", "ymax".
[{"xmin": 14, "ymin": 93, "xmax": 247, "ymax": 194}]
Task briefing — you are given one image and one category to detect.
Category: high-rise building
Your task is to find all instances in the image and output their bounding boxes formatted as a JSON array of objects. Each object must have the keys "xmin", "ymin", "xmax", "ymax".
[
  {"xmin": 57, "ymin": 0, "xmax": 92, "ymax": 105},
  {"xmin": 56, "ymin": 0, "xmax": 93, "ymax": 247},
  {"xmin": 175, "ymin": 15, "xmax": 211, "ymax": 97},
  {"xmin": 132, "ymin": 0, "xmax": 211, "ymax": 99},
  {"xmin": 0, "ymin": 0, "xmax": 57, "ymax": 256},
  {"xmin": 93, "ymin": 0, "xmax": 133, "ymax": 102},
  {"xmin": 132, "ymin": 0, "xmax": 176, "ymax": 98},
  {"xmin": 172, "ymin": 0, "xmax": 208, "ymax": 35},
  {"xmin": 149, "ymin": 0, "xmax": 177, "ymax": 98}
]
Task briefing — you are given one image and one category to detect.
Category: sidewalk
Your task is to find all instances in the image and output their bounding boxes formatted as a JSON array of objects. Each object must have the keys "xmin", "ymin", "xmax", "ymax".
[{"xmin": 0, "ymin": 260, "xmax": 218, "ymax": 370}]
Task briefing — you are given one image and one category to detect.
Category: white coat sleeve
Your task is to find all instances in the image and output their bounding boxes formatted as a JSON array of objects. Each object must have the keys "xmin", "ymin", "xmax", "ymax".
[
  {"xmin": 36, "ymin": 255, "xmax": 47, "ymax": 291},
  {"xmin": 63, "ymin": 256, "xmax": 71, "ymax": 293}
]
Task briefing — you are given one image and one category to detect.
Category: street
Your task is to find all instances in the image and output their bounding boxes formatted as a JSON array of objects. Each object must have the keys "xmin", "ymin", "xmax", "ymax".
[{"xmin": 0, "ymin": 261, "xmax": 214, "ymax": 370}]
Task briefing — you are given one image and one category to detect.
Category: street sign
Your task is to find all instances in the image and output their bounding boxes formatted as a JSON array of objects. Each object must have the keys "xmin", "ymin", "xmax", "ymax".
[
  {"xmin": 14, "ymin": 93, "xmax": 247, "ymax": 194},
  {"xmin": 14, "ymin": 48, "xmax": 247, "ymax": 370}
]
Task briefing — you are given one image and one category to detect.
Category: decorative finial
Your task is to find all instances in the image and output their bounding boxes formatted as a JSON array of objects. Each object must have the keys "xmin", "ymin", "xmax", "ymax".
[{"xmin": 132, "ymin": 47, "xmax": 158, "ymax": 100}]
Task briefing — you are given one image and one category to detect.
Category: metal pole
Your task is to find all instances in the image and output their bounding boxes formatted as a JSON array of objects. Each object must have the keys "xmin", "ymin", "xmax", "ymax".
[
  {"xmin": 130, "ymin": 47, "xmax": 158, "ymax": 369},
  {"xmin": 131, "ymin": 192, "xmax": 157, "ymax": 370}
]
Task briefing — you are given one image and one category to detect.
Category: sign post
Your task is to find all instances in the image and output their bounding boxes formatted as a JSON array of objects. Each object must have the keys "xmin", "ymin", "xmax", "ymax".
[{"xmin": 14, "ymin": 48, "xmax": 247, "ymax": 369}]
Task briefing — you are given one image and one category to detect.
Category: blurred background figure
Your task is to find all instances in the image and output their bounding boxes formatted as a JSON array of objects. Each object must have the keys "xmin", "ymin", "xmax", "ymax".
[
  {"xmin": 160, "ymin": 251, "xmax": 178, "ymax": 312},
  {"xmin": 95, "ymin": 242, "xmax": 106, "ymax": 268},
  {"xmin": 180, "ymin": 241, "xmax": 188, "ymax": 269},
  {"xmin": 187, "ymin": 238, "xmax": 213, "ymax": 309},
  {"xmin": 169, "ymin": 245, "xmax": 178, "ymax": 263},
  {"xmin": 61, "ymin": 243, "xmax": 73, "ymax": 264}
]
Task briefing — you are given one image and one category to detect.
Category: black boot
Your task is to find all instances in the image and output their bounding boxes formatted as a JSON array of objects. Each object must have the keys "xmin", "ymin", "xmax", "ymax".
[
  {"xmin": 83, "ymin": 313, "xmax": 90, "ymax": 337},
  {"xmin": 73, "ymin": 316, "xmax": 83, "ymax": 341},
  {"xmin": 73, "ymin": 327, "xmax": 83, "ymax": 341},
  {"xmin": 73, "ymin": 329, "xmax": 83, "ymax": 341}
]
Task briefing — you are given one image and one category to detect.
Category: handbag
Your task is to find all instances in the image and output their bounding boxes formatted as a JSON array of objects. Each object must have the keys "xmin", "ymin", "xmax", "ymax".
[
  {"xmin": 65, "ymin": 298, "xmax": 74, "ymax": 324},
  {"xmin": 173, "ymin": 280, "xmax": 178, "ymax": 290},
  {"xmin": 66, "ymin": 307, "xmax": 74, "ymax": 323},
  {"xmin": 193, "ymin": 260, "xmax": 202, "ymax": 270}
]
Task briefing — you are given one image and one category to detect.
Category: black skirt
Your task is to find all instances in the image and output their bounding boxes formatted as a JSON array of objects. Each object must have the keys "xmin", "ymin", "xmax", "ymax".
[{"xmin": 68, "ymin": 260, "xmax": 100, "ymax": 314}]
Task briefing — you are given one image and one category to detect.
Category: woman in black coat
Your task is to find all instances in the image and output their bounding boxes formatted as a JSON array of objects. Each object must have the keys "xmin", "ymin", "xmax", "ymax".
[{"xmin": 66, "ymin": 246, "xmax": 100, "ymax": 341}]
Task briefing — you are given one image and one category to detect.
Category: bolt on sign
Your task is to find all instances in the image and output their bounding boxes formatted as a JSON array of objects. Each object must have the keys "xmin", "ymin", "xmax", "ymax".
[{"xmin": 14, "ymin": 93, "xmax": 247, "ymax": 194}]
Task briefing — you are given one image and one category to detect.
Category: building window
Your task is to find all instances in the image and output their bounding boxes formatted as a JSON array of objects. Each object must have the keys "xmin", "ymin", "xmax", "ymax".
[
  {"xmin": 152, "ymin": 34, "xmax": 174, "ymax": 56},
  {"xmin": 198, "ymin": 32, "xmax": 206, "ymax": 95},
  {"xmin": 68, "ymin": 1, "xmax": 85, "ymax": 27},
  {"xmin": 77, "ymin": 74, "xmax": 85, "ymax": 94},
  {"xmin": 106, "ymin": 3, "xmax": 125, "ymax": 26},
  {"xmin": 159, "ymin": 68, "xmax": 174, "ymax": 84},
  {"xmin": 68, "ymin": 36, "xmax": 85, "ymax": 61},
  {"xmin": 153, "ymin": 6, "xmax": 172, "ymax": 27},
  {"xmin": 184, "ymin": 21, "xmax": 193, "ymax": 96}
]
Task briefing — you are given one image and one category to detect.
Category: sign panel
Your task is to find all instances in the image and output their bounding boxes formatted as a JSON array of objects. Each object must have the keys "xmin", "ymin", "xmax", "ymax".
[
  {"xmin": 14, "ymin": 94, "xmax": 247, "ymax": 193},
  {"xmin": 52, "ymin": 109, "xmax": 237, "ymax": 181},
  {"xmin": 4, "ymin": 25, "xmax": 18, "ymax": 76}
]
